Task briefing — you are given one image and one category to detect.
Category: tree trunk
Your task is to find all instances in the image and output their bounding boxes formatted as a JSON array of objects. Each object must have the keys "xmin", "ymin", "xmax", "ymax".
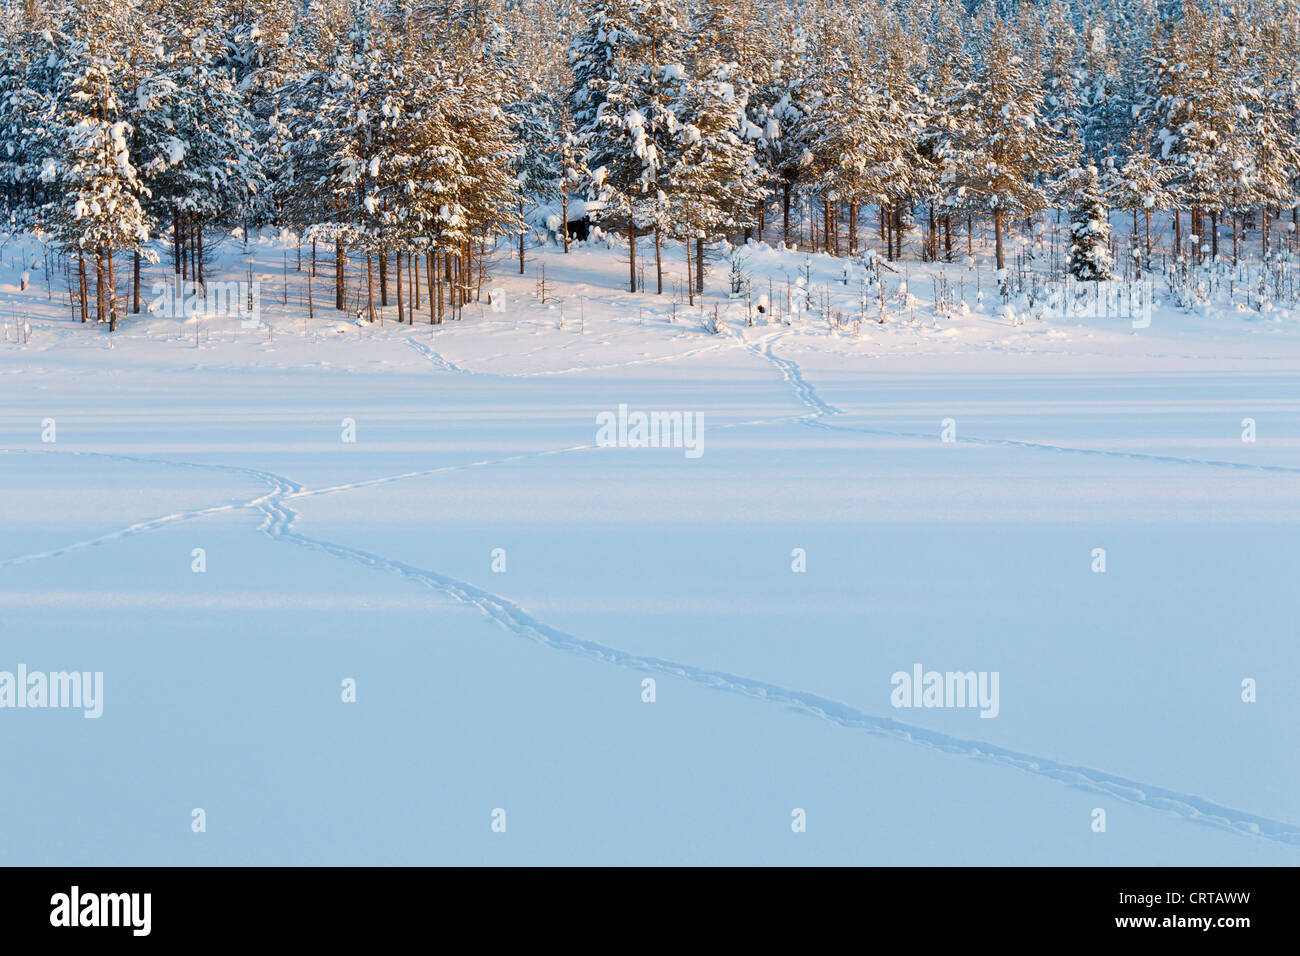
[
  {"xmin": 427, "ymin": 252, "xmax": 436, "ymax": 324},
  {"xmin": 685, "ymin": 236, "xmax": 693, "ymax": 307},
  {"xmin": 379, "ymin": 247, "xmax": 388, "ymax": 306},
  {"xmin": 561, "ymin": 191, "xmax": 570, "ymax": 253},
  {"xmin": 781, "ymin": 183, "xmax": 792, "ymax": 245},
  {"xmin": 106, "ymin": 247, "xmax": 117, "ymax": 332},
  {"xmin": 443, "ymin": 251, "xmax": 453, "ymax": 316},
  {"xmin": 849, "ymin": 203, "xmax": 858, "ymax": 254},
  {"xmin": 436, "ymin": 253, "xmax": 444, "ymax": 324},
  {"xmin": 78, "ymin": 251, "xmax": 88, "ymax": 323},
  {"xmin": 366, "ymin": 253, "xmax": 376, "ymax": 323},
  {"xmin": 628, "ymin": 228, "xmax": 637, "ymax": 293},
  {"xmin": 993, "ymin": 208, "xmax": 1005, "ymax": 271},
  {"xmin": 196, "ymin": 222, "xmax": 203, "ymax": 286},
  {"xmin": 654, "ymin": 226, "xmax": 663, "ymax": 294},
  {"xmin": 412, "ymin": 253, "xmax": 420, "ymax": 310},
  {"xmin": 696, "ymin": 237, "xmax": 705, "ymax": 295},
  {"xmin": 94, "ymin": 247, "xmax": 105, "ymax": 324},
  {"xmin": 336, "ymin": 242, "xmax": 345, "ymax": 311},
  {"xmin": 132, "ymin": 250, "xmax": 140, "ymax": 313},
  {"xmin": 519, "ymin": 200, "xmax": 526, "ymax": 274},
  {"xmin": 396, "ymin": 247, "xmax": 404, "ymax": 324}
]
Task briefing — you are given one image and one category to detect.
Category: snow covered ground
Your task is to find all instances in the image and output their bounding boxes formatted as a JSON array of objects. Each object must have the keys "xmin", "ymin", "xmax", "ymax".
[{"xmin": 1, "ymin": 229, "xmax": 1298, "ymax": 864}]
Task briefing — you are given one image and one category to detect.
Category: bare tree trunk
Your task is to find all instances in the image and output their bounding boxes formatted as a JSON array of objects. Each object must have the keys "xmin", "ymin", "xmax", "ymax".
[
  {"xmin": 78, "ymin": 250, "xmax": 88, "ymax": 323},
  {"xmin": 685, "ymin": 237, "xmax": 693, "ymax": 306},
  {"xmin": 412, "ymin": 253, "xmax": 420, "ymax": 310},
  {"xmin": 95, "ymin": 247, "xmax": 106, "ymax": 324},
  {"xmin": 336, "ymin": 242, "xmax": 345, "ymax": 311},
  {"xmin": 379, "ymin": 247, "xmax": 388, "ymax": 306},
  {"xmin": 695, "ymin": 237, "xmax": 705, "ymax": 295},
  {"xmin": 628, "ymin": 228, "xmax": 637, "ymax": 293},
  {"xmin": 519, "ymin": 200, "xmax": 526, "ymax": 274},
  {"xmin": 443, "ymin": 251, "xmax": 452, "ymax": 317},
  {"xmin": 132, "ymin": 250, "xmax": 140, "ymax": 313},
  {"xmin": 993, "ymin": 208, "xmax": 1005, "ymax": 271},
  {"xmin": 427, "ymin": 252, "xmax": 436, "ymax": 324},
  {"xmin": 196, "ymin": 221, "xmax": 203, "ymax": 286},
  {"xmin": 396, "ymin": 247, "xmax": 404, "ymax": 324},
  {"xmin": 782, "ymin": 183, "xmax": 792, "ymax": 245},
  {"xmin": 107, "ymin": 247, "xmax": 117, "ymax": 332},
  {"xmin": 448, "ymin": 250, "xmax": 456, "ymax": 313},
  {"xmin": 436, "ymin": 253, "xmax": 443, "ymax": 324},
  {"xmin": 366, "ymin": 253, "xmax": 376, "ymax": 323},
  {"xmin": 849, "ymin": 203, "xmax": 858, "ymax": 254},
  {"xmin": 560, "ymin": 191, "xmax": 571, "ymax": 253},
  {"xmin": 654, "ymin": 226, "xmax": 663, "ymax": 294}
]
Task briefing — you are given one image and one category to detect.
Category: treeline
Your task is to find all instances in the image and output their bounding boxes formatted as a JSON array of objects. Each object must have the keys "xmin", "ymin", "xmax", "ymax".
[{"xmin": 1, "ymin": 0, "xmax": 1299, "ymax": 327}]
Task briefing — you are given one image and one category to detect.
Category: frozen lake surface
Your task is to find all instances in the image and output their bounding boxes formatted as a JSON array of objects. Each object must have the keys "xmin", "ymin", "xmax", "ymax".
[{"xmin": 1, "ymin": 236, "xmax": 1297, "ymax": 863}]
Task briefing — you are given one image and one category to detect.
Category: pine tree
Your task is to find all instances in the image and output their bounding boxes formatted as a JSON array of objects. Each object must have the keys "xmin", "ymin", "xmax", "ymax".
[
  {"xmin": 1069, "ymin": 164, "xmax": 1113, "ymax": 281},
  {"xmin": 26, "ymin": 0, "xmax": 154, "ymax": 329},
  {"xmin": 576, "ymin": 0, "xmax": 689, "ymax": 293},
  {"xmin": 950, "ymin": 14, "xmax": 1074, "ymax": 271}
]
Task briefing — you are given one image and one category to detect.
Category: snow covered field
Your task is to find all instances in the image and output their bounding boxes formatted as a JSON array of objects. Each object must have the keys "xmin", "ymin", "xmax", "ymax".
[{"xmin": 1, "ymin": 231, "xmax": 1298, "ymax": 865}]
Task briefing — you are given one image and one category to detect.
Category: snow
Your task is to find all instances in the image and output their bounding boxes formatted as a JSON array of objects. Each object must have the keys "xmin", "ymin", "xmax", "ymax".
[{"xmin": 1, "ymin": 230, "xmax": 1298, "ymax": 864}]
